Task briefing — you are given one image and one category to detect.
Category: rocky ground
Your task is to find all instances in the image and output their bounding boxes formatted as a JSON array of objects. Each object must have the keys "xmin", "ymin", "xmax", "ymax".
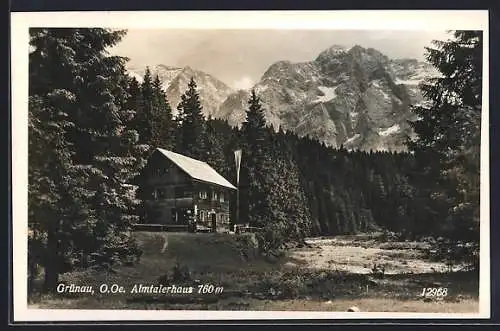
[{"xmin": 289, "ymin": 235, "xmax": 454, "ymax": 274}]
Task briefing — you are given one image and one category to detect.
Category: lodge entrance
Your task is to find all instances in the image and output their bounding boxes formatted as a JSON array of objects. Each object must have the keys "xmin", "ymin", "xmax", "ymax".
[
  {"xmin": 211, "ymin": 213, "xmax": 217, "ymax": 233},
  {"xmin": 172, "ymin": 208, "xmax": 191, "ymax": 225}
]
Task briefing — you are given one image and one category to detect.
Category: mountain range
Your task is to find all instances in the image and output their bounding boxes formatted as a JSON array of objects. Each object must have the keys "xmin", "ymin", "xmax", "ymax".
[{"xmin": 127, "ymin": 44, "xmax": 439, "ymax": 152}]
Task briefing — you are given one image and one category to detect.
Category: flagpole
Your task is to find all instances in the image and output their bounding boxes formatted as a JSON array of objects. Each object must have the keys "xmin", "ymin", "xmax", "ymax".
[{"xmin": 234, "ymin": 150, "xmax": 242, "ymax": 231}]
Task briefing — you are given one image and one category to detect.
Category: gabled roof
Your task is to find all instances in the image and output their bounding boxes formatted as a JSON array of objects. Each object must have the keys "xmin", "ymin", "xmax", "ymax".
[{"xmin": 156, "ymin": 148, "xmax": 236, "ymax": 190}]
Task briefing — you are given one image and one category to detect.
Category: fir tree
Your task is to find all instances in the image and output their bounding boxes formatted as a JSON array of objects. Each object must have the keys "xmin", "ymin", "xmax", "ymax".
[
  {"xmin": 407, "ymin": 30, "xmax": 482, "ymax": 249},
  {"xmin": 29, "ymin": 28, "xmax": 96, "ymax": 291},
  {"xmin": 126, "ymin": 76, "xmax": 142, "ymax": 117},
  {"xmin": 204, "ymin": 117, "xmax": 227, "ymax": 172},
  {"xmin": 28, "ymin": 91, "xmax": 79, "ymax": 292},
  {"xmin": 241, "ymin": 90, "xmax": 268, "ymax": 149},
  {"xmin": 240, "ymin": 90, "xmax": 271, "ymax": 228},
  {"xmin": 176, "ymin": 77, "xmax": 205, "ymax": 159},
  {"xmin": 151, "ymin": 74, "xmax": 176, "ymax": 150},
  {"xmin": 135, "ymin": 67, "xmax": 155, "ymax": 147},
  {"xmin": 29, "ymin": 28, "xmax": 144, "ymax": 292}
]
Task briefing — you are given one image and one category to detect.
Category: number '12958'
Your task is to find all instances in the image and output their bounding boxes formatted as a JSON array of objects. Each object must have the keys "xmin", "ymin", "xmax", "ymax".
[{"xmin": 421, "ymin": 287, "xmax": 448, "ymax": 297}]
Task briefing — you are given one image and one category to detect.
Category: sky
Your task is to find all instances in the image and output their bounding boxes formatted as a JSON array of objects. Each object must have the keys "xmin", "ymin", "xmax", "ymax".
[{"xmin": 110, "ymin": 29, "xmax": 450, "ymax": 90}]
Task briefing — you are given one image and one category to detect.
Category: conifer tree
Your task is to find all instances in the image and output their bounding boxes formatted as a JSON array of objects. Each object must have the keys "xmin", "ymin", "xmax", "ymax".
[
  {"xmin": 204, "ymin": 117, "xmax": 227, "ymax": 172},
  {"xmin": 407, "ymin": 31, "xmax": 482, "ymax": 249},
  {"xmin": 28, "ymin": 91, "xmax": 80, "ymax": 292},
  {"xmin": 240, "ymin": 90, "xmax": 271, "ymax": 228},
  {"xmin": 29, "ymin": 28, "xmax": 95, "ymax": 291},
  {"xmin": 134, "ymin": 67, "xmax": 154, "ymax": 147},
  {"xmin": 176, "ymin": 78, "xmax": 205, "ymax": 159},
  {"xmin": 151, "ymin": 74, "xmax": 176, "ymax": 150},
  {"xmin": 29, "ymin": 28, "xmax": 144, "ymax": 292},
  {"xmin": 262, "ymin": 132, "xmax": 311, "ymax": 246},
  {"xmin": 126, "ymin": 76, "xmax": 142, "ymax": 114}
]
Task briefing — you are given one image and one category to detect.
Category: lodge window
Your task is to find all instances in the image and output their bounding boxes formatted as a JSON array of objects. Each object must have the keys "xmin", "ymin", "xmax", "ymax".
[
  {"xmin": 153, "ymin": 188, "xmax": 165, "ymax": 200},
  {"xmin": 219, "ymin": 192, "xmax": 225, "ymax": 202},
  {"xmin": 212, "ymin": 191, "xmax": 218, "ymax": 201},
  {"xmin": 199, "ymin": 191, "xmax": 207, "ymax": 199}
]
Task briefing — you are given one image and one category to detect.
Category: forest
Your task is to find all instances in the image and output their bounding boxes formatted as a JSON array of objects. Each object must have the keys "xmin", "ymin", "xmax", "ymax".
[{"xmin": 27, "ymin": 28, "xmax": 482, "ymax": 293}]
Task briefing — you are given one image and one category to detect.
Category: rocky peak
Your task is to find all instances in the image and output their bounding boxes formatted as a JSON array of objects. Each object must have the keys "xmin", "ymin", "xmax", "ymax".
[
  {"xmin": 346, "ymin": 45, "xmax": 388, "ymax": 66},
  {"xmin": 261, "ymin": 60, "xmax": 293, "ymax": 80},
  {"xmin": 156, "ymin": 64, "xmax": 182, "ymax": 71},
  {"xmin": 348, "ymin": 44, "xmax": 366, "ymax": 54},
  {"xmin": 215, "ymin": 43, "xmax": 439, "ymax": 152},
  {"xmin": 127, "ymin": 64, "xmax": 234, "ymax": 118},
  {"xmin": 129, "ymin": 43, "xmax": 439, "ymax": 152},
  {"xmin": 315, "ymin": 44, "xmax": 347, "ymax": 62},
  {"xmin": 366, "ymin": 48, "xmax": 390, "ymax": 64}
]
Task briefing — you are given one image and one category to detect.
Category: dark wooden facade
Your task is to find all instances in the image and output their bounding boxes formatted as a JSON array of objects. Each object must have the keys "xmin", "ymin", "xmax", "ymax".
[{"xmin": 138, "ymin": 151, "xmax": 234, "ymax": 233}]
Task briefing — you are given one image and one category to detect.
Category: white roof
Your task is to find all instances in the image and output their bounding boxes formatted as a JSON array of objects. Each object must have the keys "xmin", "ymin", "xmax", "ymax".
[{"xmin": 156, "ymin": 148, "xmax": 236, "ymax": 190}]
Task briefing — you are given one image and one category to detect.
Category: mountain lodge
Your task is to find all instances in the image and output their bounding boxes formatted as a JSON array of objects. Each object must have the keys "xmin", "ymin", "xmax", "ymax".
[{"xmin": 135, "ymin": 148, "xmax": 237, "ymax": 232}]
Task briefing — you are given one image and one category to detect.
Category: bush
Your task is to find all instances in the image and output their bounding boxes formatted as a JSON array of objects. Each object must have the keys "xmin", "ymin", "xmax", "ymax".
[
  {"xmin": 376, "ymin": 230, "xmax": 401, "ymax": 243},
  {"xmin": 234, "ymin": 233, "xmax": 260, "ymax": 260},
  {"xmin": 370, "ymin": 263, "xmax": 386, "ymax": 279},
  {"xmin": 157, "ymin": 262, "xmax": 192, "ymax": 285},
  {"xmin": 422, "ymin": 237, "xmax": 479, "ymax": 271}
]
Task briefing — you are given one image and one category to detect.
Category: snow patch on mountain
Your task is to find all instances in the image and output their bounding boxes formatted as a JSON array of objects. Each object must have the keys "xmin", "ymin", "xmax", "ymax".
[
  {"xmin": 395, "ymin": 78, "xmax": 420, "ymax": 85},
  {"xmin": 378, "ymin": 124, "xmax": 401, "ymax": 136},
  {"xmin": 255, "ymin": 84, "xmax": 270, "ymax": 93},
  {"xmin": 379, "ymin": 89, "xmax": 391, "ymax": 100},
  {"xmin": 128, "ymin": 71, "xmax": 144, "ymax": 83},
  {"xmin": 345, "ymin": 133, "xmax": 361, "ymax": 145},
  {"xmin": 372, "ymin": 80, "xmax": 382, "ymax": 89},
  {"xmin": 370, "ymin": 80, "xmax": 391, "ymax": 100},
  {"xmin": 316, "ymin": 86, "xmax": 339, "ymax": 103}
]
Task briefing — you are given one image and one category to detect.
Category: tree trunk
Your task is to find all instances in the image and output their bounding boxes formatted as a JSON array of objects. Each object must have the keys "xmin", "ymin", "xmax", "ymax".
[{"xmin": 43, "ymin": 224, "xmax": 59, "ymax": 293}]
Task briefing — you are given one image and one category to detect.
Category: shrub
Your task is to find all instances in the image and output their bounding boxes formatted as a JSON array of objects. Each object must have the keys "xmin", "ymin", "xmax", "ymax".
[
  {"xmin": 234, "ymin": 233, "xmax": 260, "ymax": 260},
  {"xmin": 172, "ymin": 262, "xmax": 192, "ymax": 283},
  {"xmin": 422, "ymin": 237, "xmax": 479, "ymax": 271},
  {"xmin": 370, "ymin": 263, "xmax": 386, "ymax": 279}
]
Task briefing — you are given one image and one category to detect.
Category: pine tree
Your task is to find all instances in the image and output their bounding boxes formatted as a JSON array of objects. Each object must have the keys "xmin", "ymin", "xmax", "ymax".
[
  {"xmin": 176, "ymin": 77, "xmax": 205, "ymax": 159},
  {"xmin": 126, "ymin": 76, "xmax": 142, "ymax": 118},
  {"xmin": 68, "ymin": 29, "xmax": 145, "ymax": 268},
  {"xmin": 239, "ymin": 91, "xmax": 312, "ymax": 249},
  {"xmin": 29, "ymin": 28, "xmax": 145, "ymax": 292},
  {"xmin": 240, "ymin": 90, "xmax": 271, "ymax": 228},
  {"xmin": 151, "ymin": 74, "xmax": 176, "ymax": 150},
  {"xmin": 134, "ymin": 67, "xmax": 155, "ymax": 147},
  {"xmin": 242, "ymin": 90, "xmax": 268, "ymax": 149},
  {"xmin": 407, "ymin": 31, "xmax": 482, "ymax": 249},
  {"xmin": 29, "ymin": 28, "xmax": 96, "ymax": 292},
  {"xmin": 28, "ymin": 92, "xmax": 79, "ymax": 292},
  {"xmin": 264, "ymin": 132, "xmax": 312, "ymax": 243},
  {"xmin": 204, "ymin": 117, "xmax": 227, "ymax": 172}
]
